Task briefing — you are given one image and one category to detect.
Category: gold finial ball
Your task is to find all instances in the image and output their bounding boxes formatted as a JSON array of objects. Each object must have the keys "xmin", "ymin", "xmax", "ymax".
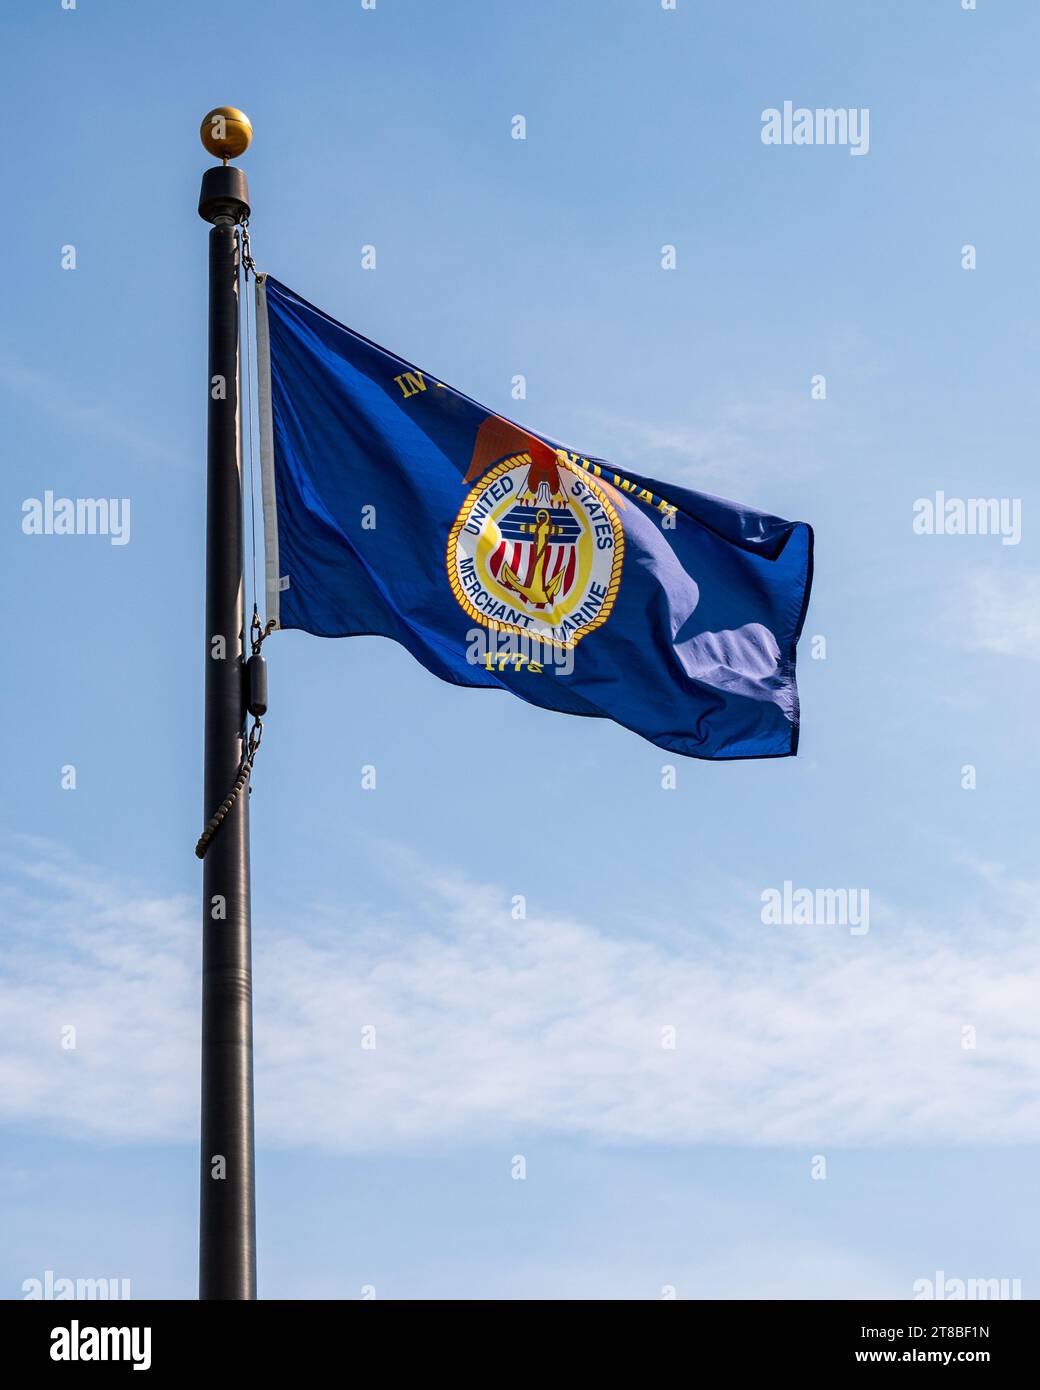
[{"xmin": 200, "ymin": 107, "xmax": 252, "ymax": 161}]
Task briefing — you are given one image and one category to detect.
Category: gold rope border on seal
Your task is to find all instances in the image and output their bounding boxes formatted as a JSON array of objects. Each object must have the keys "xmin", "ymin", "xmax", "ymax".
[{"xmin": 445, "ymin": 453, "xmax": 625, "ymax": 651}]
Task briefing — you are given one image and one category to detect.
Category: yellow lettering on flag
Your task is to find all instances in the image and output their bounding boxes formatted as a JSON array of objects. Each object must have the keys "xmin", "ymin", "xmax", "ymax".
[{"xmin": 393, "ymin": 371, "xmax": 426, "ymax": 398}]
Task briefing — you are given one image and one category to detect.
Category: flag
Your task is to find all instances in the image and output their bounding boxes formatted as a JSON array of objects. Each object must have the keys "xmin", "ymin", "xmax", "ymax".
[{"xmin": 255, "ymin": 275, "xmax": 814, "ymax": 760}]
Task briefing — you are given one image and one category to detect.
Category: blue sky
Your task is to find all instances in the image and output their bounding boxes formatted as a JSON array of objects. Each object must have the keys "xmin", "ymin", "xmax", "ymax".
[{"xmin": 3, "ymin": 0, "xmax": 1039, "ymax": 1299}]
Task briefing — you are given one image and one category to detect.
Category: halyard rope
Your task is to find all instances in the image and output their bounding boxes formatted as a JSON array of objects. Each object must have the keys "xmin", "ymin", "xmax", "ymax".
[{"xmin": 195, "ymin": 226, "xmax": 273, "ymax": 861}]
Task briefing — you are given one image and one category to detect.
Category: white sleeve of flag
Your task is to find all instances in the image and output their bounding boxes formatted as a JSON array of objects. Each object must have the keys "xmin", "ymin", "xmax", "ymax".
[{"xmin": 255, "ymin": 273, "xmax": 281, "ymax": 629}]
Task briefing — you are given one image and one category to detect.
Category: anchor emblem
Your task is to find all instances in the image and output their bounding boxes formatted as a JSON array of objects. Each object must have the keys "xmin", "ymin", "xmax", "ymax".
[
  {"xmin": 448, "ymin": 415, "xmax": 625, "ymax": 649},
  {"xmin": 500, "ymin": 508, "xmax": 567, "ymax": 608}
]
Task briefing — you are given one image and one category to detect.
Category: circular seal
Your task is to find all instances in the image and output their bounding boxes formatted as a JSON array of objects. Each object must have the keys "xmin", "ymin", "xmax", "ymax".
[{"xmin": 447, "ymin": 450, "xmax": 624, "ymax": 650}]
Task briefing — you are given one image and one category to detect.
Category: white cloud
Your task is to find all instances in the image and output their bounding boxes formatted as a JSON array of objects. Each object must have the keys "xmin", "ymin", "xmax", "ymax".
[
  {"xmin": 957, "ymin": 568, "xmax": 1040, "ymax": 661},
  {"xmin": 2, "ymin": 837, "xmax": 1039, "ymax": 1153},
  {"xmin": 579, "ymin": 391, "xmax": 825, "ymax": 494}
]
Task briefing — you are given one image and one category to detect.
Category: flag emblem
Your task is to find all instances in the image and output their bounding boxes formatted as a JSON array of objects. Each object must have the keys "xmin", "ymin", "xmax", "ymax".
[{"xmin": 447, "ymin": 433, "xmax": 624, "ymax": 650}]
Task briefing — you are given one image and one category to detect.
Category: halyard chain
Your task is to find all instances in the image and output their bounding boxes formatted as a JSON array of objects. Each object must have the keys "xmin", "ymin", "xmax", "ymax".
[
  {"xmin": 194, "ymin": 610, "xmax": 275, "ymax": 860},
  {"xmin": 194, "ymin": 717, "xmax": 263, "ymax": 860}
]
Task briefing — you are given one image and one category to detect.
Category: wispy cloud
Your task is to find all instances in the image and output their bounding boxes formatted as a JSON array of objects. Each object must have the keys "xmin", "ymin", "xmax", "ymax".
[
  {"xmin": 580, "ymin": 391, "xmax": 827, "ymax": 495},
  {"xmin": 2, "ymin": 837, "xmax": 1038, "ymax": 1152},
  {"xmin": 956, "ymin": 568, "xmax": 1040, "ymax": 661}
]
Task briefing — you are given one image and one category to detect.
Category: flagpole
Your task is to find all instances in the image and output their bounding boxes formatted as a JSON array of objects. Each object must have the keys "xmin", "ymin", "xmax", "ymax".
[{"xmin": 196, "ymin": 108, "xmax": 256, "ymax": 1300}]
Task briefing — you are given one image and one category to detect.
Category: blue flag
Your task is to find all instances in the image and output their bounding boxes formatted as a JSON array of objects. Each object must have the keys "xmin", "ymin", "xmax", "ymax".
[{"xmin": 256, "ymin": 276, "xmax": 813, "ymax": 760}]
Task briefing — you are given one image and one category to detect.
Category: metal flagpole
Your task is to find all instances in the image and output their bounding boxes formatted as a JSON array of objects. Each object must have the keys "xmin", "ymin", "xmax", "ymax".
[{"xmin": 196, "ymin": 107, "xmax": 256, "ymax": 1300}]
